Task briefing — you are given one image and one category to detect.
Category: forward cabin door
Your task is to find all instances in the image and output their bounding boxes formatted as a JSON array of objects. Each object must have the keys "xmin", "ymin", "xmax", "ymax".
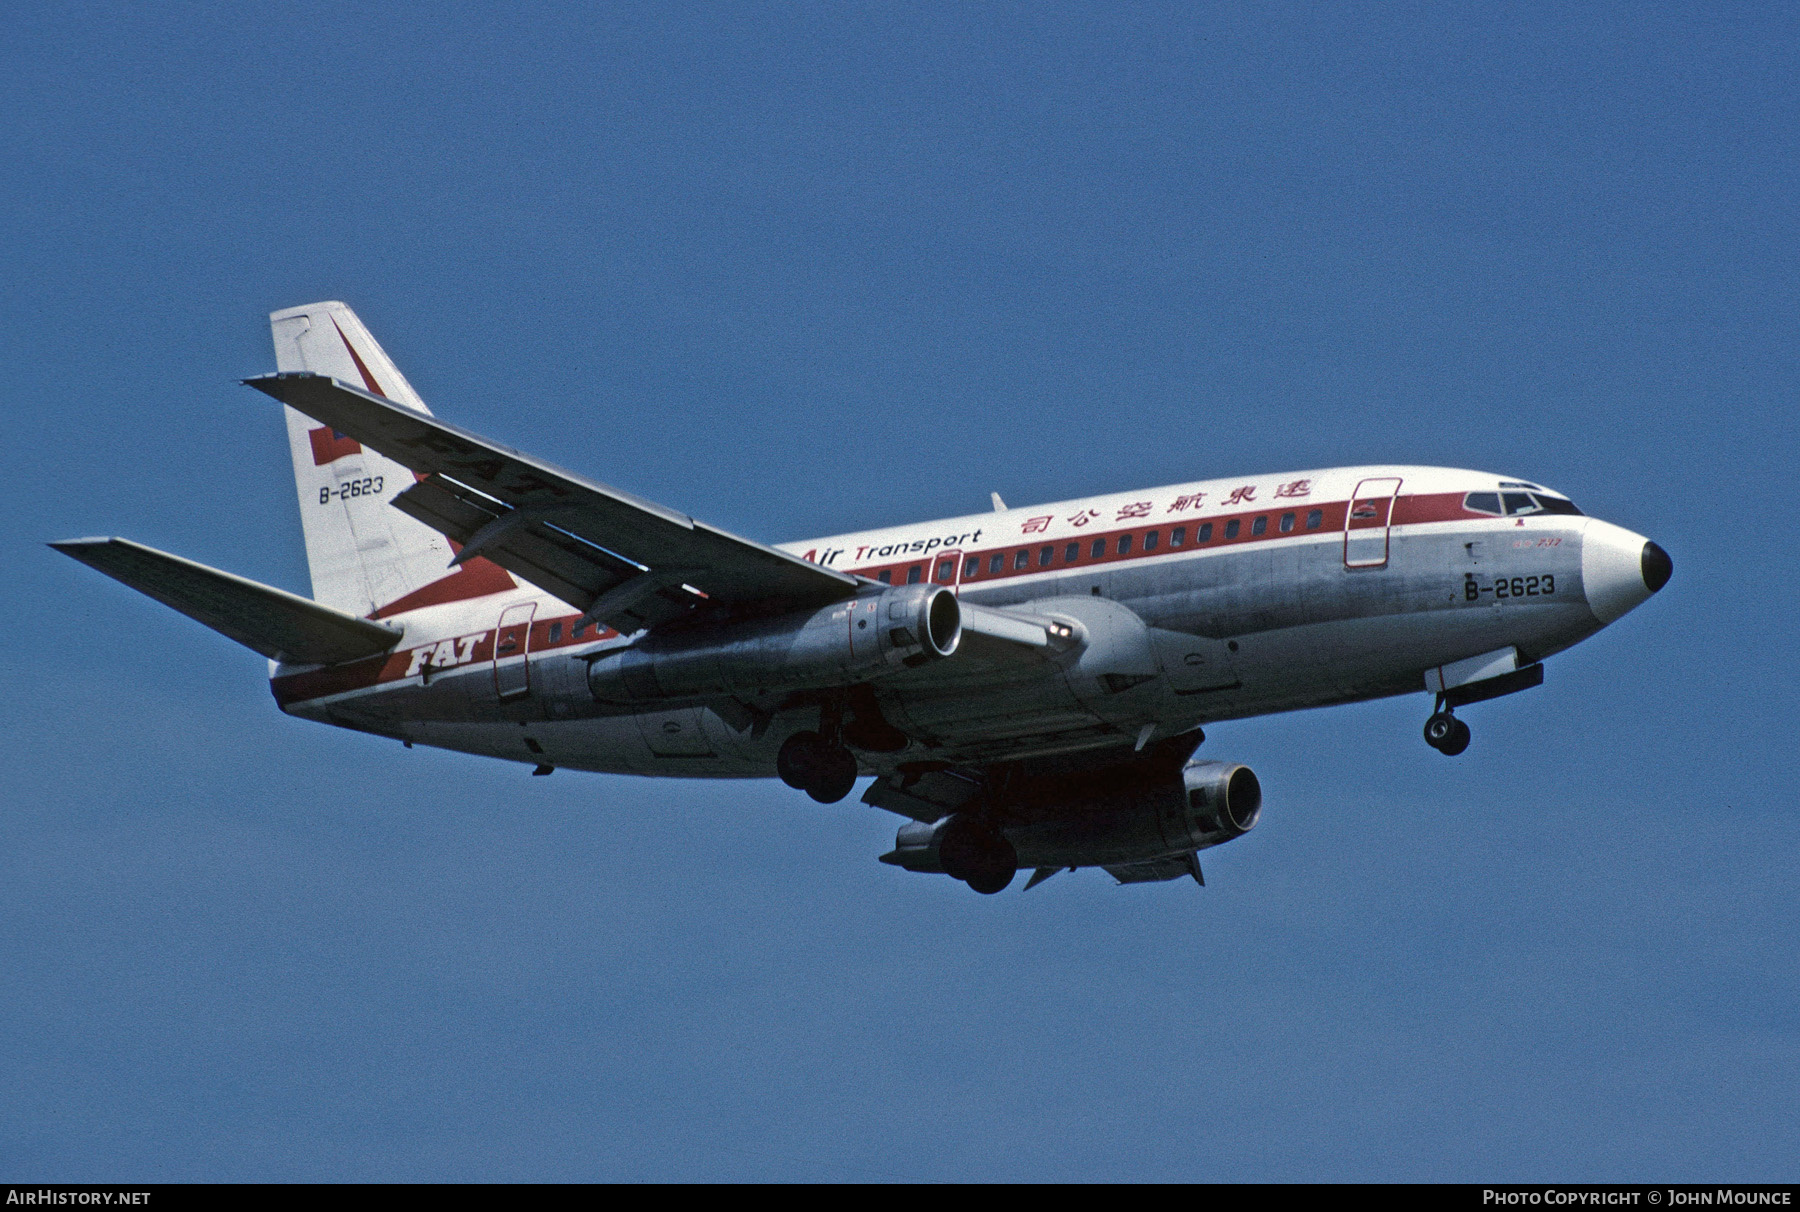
[
  {"xmin": 1344, "ymin": 477, "xmax": 1403, "ymax": 569},
  {"xmin": 493, "ymin": 602, "xmax": 536, "ymax": 699}
]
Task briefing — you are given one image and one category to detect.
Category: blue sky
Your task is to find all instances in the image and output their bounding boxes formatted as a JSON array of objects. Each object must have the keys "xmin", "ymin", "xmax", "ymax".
[{"xmin": 3, "ymin": 2, "xmax": 1796, "ymax": 1180}]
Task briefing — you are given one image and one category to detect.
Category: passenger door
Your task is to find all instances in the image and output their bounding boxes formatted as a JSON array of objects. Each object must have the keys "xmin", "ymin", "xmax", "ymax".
[
  {"xmin": 493, "ymin": 602, "xmax": 536, "ymax": 699},
  {"xmin": 1344, "ymin": 477, "xmax": 1403, "ymax": 569}
]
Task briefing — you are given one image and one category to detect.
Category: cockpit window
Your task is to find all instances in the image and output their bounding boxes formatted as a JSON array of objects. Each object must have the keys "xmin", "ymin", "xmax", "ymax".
[{"xmin": 1467, "ymin": 489, "xmax": 1582, "ymax": 517}]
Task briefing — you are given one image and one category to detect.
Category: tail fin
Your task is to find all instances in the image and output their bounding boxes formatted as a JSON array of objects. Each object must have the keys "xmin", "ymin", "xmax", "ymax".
[{"xmin": 270, "ymin": 302, "xmax": 514, "ymax": 617}]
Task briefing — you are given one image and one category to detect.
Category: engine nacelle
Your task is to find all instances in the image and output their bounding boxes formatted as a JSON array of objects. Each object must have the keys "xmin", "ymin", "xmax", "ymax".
[
  {"xmin": 884, "ymin": 758, "xmax": 1262, "ymax": 873},
  {"xmin": 1180, "ymin": 759, "xmax": 1262, "ymax": 846},
  {"xmin": 587, "ymin": 583, "xmax": 961, "ymax": 705}
]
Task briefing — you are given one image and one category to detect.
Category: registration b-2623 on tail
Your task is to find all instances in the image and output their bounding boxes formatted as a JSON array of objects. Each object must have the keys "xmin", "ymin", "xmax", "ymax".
[{"xmin": 53, "ymin": 302, "xmax": 1672, "ymax": 894}]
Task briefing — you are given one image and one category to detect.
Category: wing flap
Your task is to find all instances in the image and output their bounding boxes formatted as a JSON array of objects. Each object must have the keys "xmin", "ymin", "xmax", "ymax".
[
  {"xmin": 51, "ymin": 537, "xmax": 402, "ymax": 666},
  {"xmin": 861, "ymin": 767, "xmax": 985, "ymax": 823},
  {"xmin": 244, "ymin": 373, "xmax": 858, "ymax": 618},
  {"xmin": 387, "ymin": 474, "xmax": 696, "ymax": 629},
  {"xmin": 1104, "ymin": 852, "xmax": 1204, "ymax": 885}
]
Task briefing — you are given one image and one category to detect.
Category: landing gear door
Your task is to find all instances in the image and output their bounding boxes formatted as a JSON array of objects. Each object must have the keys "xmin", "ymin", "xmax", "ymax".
[
  {"xmin": 1344, "ymin": 477, "xmax": 1403, "ymax": 569},
  {"xmin": 493, "ymin": 602, "xmax": 536, "ymax": 699}
]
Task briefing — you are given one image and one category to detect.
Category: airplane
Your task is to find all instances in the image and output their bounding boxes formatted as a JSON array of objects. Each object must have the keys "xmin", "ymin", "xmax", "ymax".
[{"xmin": 53, "ymin": 301, "xmax": 1672, "ymax": 894}]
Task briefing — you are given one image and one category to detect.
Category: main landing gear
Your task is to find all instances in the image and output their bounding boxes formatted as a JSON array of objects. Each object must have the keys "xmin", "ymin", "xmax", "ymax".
[
  {"xmin": 778, "ymin": 693, "xmax": 904, "ymax": 804},
  {"xmin": 777, "ymin": 729, "xmax": 860, "ymax": 804},
  {"xmin": 1423, "ymin": 703, "xmax": 1471, "ymax": 756}
]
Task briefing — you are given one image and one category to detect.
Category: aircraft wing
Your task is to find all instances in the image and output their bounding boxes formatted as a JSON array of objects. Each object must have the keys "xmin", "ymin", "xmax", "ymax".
[
  {"xmin": 50, "ymin": 537, "xmax": 403, "ymax": 666},
  {"xmin": 246, "ymin": 373, "xmax": 859, "ymax": 631}
]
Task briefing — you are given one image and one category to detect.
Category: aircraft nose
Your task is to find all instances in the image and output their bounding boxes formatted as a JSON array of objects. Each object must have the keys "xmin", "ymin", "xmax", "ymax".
[
  {"xmin": 1582, "ymin": 520, "xmax": 1670, "ymax": 625},
  {"xmin": 1641, "ymin": 540, "xmax": 1673, "ymax": 594}
]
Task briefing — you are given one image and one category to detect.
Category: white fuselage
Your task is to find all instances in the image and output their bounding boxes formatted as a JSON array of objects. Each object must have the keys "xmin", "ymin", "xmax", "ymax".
[{"xmin": 272, "ymin": 464, "xmax": 1658, "ymax": 777}]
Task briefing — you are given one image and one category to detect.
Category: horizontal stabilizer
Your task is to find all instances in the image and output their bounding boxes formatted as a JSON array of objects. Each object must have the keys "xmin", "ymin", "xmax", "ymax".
[{"xmin": 51, "ymin": 537, "xmax": 403, "ymax": 666}]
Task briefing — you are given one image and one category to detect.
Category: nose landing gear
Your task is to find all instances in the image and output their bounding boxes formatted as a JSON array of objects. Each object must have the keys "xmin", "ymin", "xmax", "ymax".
[{"xmin": 1423, "ymin": 703, "xmax": 1471, "ymax": 756}]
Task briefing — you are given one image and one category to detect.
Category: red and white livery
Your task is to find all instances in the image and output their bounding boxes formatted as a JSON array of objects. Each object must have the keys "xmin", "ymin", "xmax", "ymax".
[{"xmin": 55, "ymin": 303, "xmax": 1672, "ymax": 893}]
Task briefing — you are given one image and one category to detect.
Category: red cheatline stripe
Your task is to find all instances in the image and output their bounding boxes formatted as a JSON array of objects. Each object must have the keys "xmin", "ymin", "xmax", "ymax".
[
  {"xmin": 271, "ymin": 609, "xmax": 616, "ymax": 704},
  {"xmin": 851, "ymin": 492, "xmax": 1489, "ymax": 585}
]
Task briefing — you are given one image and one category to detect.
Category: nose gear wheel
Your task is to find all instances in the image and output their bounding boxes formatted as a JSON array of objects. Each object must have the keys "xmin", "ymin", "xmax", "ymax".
[{"xmin": 1423, "ymin": 710, "xmax": 1471, "ymax": 756}]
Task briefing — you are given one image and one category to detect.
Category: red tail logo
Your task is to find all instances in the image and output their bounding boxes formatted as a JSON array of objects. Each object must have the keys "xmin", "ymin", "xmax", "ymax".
[{"xmin": 308, "ymin": 427, "xmax": 362, "ymax": 465}]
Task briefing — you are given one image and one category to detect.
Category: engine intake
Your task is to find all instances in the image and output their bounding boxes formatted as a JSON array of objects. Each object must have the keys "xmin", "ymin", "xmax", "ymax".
[
  {"xmin": 1182, "ymin": 760, "xmax": 1262, "ymax": 844},
  {"xmin": 588, "ymin": 583, "xmax": 960, "ymax": 705}
]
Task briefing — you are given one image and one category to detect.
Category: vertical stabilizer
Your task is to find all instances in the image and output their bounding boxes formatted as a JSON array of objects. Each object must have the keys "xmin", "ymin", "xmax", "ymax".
[{"xmin": 270, "ymin": 302, "xmax": 513, "ymax": 617}]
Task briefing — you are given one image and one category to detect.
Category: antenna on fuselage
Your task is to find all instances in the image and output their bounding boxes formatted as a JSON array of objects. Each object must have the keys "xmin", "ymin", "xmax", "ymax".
[{"xmin": 990, "ymin": 492, "xmax": 1007, "ymax": 512}]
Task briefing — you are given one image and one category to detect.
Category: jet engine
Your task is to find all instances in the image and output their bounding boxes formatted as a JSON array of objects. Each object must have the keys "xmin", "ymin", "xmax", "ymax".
[
  {"xmin": 1179, "ymin": 760, "xmax": 1263, "ymax": 847},
  {"xmin": 886, "ymin": 758, "xmax": 1262, "ymax": 875},
  {"xmin": 587, "ymin": 583, "xmax": 960, "ymax": 705}
]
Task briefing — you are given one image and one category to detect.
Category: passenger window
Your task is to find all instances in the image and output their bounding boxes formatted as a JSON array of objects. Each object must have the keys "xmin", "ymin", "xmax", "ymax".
[
  {"xmin": 573, "ymin": 621, "xmax": 587, "ymax": 639},
  {"xmin": 1225, "ymin": 519, "xmax": 1240, "ymax": 539},
  {"xmin": 1463, "ymin": 492, "xmax": 1503, "ymax": 516},
  {"xmin": 1039, "ymin": 546, "xmax": 1054, "ymax": 566},
  {"xmin": 1014, "ymin": 549, "xmax": 1030, "ymax": 570},
  {"xmin": 906, "ymin": 565, "xmax": 922, "ymax": 584},
  {"xmin": 964, "ymin": 556, "xmax": 980, "ymax": 578},
  {"xmin": 1503, "ymin": 492, "xmax": 1540, "ymax": 516},
  {"xmin": 878, "ymin": 569, "xmax": 892, "ymax": 584},
  {"xmin": 1065, "ymin": 542, "xmax": 1080, "ymax": 562},
  {"xmin": 1279, "ymin": 512, "xmax": 1295, "ymax": 533},
  {"xmin": 1143, "ymin": 531, "xmax": 1158, "ymax": 551},
  {"xmin": 1306, "ymin": 509, "xmax": 1322, "ymax": 529},
  {"xmin": 989, "ymin": 553, "xmax": 1004, "ymax": 574},
  {"xmin": 1117, "ymin": 534, "xmax": 1133, "ymax": 555},
  {"xmin": 935, "ymin": 559, "xmax": 955, "ymax": 583},
  {"xmin": 1251, "ymin": 516, "xmax": 1267, "ymax": 536},
  {"xmin": 1171, "ymin": 526, "xmax": 1186, "ymax": 547},
  {"xmin": 1197, "ymin": 522, "xmax": 1213, "ymax": 542},
  {"xmin": 1091, "ymin": 538, "xmax": 1106, "ymax": 559},
  {"xmin": 548, "ymin": 622, "xmax": 562, "ymax": 643}
]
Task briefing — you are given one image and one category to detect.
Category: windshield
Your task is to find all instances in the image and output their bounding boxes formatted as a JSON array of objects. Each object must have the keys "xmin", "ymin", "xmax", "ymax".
[{"xmin": 1464, "ymin": 490, "xmax": 1583, "ymax": 517}]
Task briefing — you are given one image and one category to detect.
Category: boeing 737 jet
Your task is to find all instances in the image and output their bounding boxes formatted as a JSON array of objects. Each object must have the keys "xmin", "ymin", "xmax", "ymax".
[{"xmin": 55, "ymin": 302, "xmax": 1671, "ymax": 893}]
